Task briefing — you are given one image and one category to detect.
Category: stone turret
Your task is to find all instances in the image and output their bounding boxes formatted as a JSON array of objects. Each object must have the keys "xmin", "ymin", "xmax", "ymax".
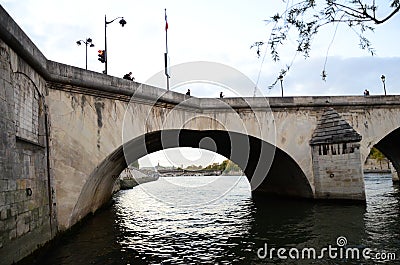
[{"xmin": 310, "ymin": 108, "xmax": 365, "ymax": 201}]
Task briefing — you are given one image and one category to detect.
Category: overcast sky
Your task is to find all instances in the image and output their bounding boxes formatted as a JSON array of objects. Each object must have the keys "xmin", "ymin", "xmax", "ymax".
[{"xmin": 2, "ymin": 0, "xmax": 399, "ymax": 167}]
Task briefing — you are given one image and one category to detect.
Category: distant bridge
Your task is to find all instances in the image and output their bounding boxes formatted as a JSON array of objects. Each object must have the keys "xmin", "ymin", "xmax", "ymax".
[{"xmin": 157, "ymin": 169, "xmax": 223, "ymax": 176}]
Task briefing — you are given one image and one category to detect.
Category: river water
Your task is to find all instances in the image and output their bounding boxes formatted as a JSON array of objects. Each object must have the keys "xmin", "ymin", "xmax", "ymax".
[{"xmin": 20, "ymin": 173, "xmax": 399, "ymax": 264}]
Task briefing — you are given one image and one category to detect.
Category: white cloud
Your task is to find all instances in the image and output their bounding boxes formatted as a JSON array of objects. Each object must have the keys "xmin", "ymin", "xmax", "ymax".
[
  {"xmin": 139, "ymin": 147, "xmax": 226, "ymax": 168},
  {"xmin": 278, "ymin": 56, "xmax": 400, "ymax": 96}
]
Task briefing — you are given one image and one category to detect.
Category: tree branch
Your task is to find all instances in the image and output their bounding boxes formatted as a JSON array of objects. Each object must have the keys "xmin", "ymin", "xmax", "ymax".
[
  {"xmin": 371, "ymin": 4, "xmax": 400, "ymax": 24},
  {"xmin": 334, "ymin": 1, "xmax": 400, "ymax": 24}
]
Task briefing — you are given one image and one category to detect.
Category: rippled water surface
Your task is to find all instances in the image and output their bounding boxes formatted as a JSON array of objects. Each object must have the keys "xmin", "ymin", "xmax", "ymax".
[{"xmin": 20, "ymin": 174, "xmax": 399, "ymax": 264}]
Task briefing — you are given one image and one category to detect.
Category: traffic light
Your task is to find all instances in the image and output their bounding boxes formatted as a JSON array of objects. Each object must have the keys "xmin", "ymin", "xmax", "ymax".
[{"xmin": 98, "ymin": 50, "xmax": 106, "ymax": 63}]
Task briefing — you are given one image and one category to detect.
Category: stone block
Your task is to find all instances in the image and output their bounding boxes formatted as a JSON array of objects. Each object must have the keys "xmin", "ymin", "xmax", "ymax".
[
  {"xmin": 6, "ymin": 208, "xmax": 12, "ymax": 219},
  {"xmin": 0, "ymin": 82, "xmax": 6, "ymax": 101},
  {"xmin": 5, "ymin": 217, "xmax": 15, "ymax": 230},
  {"xmin": 0, "ymin": 207, "xmax": 7, "ymax": 220},
  {"xmin": 14, "ymin": 190, "xmax": 26, "ymax": 204},
  {"xmin": 16, "ymin": 201, "xmax": 26, "ymax": 213},
  {"xmin": 0, "ymin": 192, "xmax": 5, "ymax": 206},
  {"xmin": 31, "ymin": 208, "xmax": 39, "ymax": 222},
  {"xmin": 7, "ymin": 180, "xmax": 16, "ymax": 191},
  {"xmin": 38, "ymin": 205, "xmax": 43, "ymax": 218},
  {"xmin": 30, "ymin": 219, "xmax": 36, "ymax": 231},
  {"xmin": 8, "ymin": 229, "xmax": 16, "ymax": 240},
  {"xmin": 25, "ymin": 200, "xmax": 36, "ymax": 211},
  {"xmin": 16, "ymin": 179, "xmax": 26, "ymax": 190},
  {"xmin": 0, "ymin": 179, "xmax": 7, "ymax": 192},
  {"xmin": 16, "ymin": 213, "xmax": 30, "ymax": 236},
  {"xmin": 13, "ymin": 165, "xmax": 22, "ymax": 179},
  {"xmin": 4, "ymin": 192, "xmax": 14, "ymax": 204},
  {"xmin": 10, "ymin": 204, "xmax": 17, "ymax": 217},
  {"xmin": 30, "ymin": 210, "xmax": 39, "ymax": 230}
]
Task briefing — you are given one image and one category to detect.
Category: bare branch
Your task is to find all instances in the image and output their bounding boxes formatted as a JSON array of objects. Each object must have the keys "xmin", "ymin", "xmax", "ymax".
[
  {"xmin": 254, "ymin": 0, "xmax": 399, "ymax": 61},
  {"xmin": 254, "ymin": 0, "xmax": 398, "ymax": 91}
]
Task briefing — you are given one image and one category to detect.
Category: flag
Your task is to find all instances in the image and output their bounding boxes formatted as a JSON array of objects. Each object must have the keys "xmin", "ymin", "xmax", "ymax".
[{"xmin": 165, "ymin": 9, "xmax": 168, "ymax": 31}]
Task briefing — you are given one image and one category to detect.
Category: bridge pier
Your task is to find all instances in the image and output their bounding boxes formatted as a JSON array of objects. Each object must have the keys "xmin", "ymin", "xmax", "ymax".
[
  {"xmin": 310, "ymin": 108, "xmax": 365, "ymax": 201},
  {"xmin": 390, "ymin": 164, "xmax": 400, "ymax": 184}
]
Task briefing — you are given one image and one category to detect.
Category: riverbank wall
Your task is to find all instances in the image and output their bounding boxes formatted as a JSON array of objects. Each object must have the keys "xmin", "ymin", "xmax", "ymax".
[
  {"xmin": 364, "ymin": 157, "xmax": 390, "ymax": 172},
  {"xmin": 119, "ymin": 168, "xmax": 159, "ymax": 190},
  {"xmin": 364, "ymin": 157, "xmax": 399, "ymax": 183}
]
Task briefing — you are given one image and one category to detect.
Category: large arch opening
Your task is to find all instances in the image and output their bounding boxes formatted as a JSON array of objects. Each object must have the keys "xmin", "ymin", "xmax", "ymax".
[{"xmin": 70, "ymin": 129, "xmax": 313, "ymax": 226}]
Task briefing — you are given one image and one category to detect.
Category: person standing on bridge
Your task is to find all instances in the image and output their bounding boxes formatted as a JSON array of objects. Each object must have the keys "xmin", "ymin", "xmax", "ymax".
[
  {"xmin": 220, "ymin": 92, "xmax": 224, "ymax": 98},
  {"xmin": 123, "ymin": 72, "xmax": 135, "ymax": 81},
  {"xmin": 186, "ymin": 89, "xmax": 191, "ymax": 96}
]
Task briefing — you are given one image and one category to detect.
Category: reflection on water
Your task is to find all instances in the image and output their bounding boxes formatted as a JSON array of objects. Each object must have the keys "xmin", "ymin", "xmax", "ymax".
[
  {"xmin": 19, "ymin": 174, "xmax": 399, "ymax": 265},
  {"xmin": 116, "ymin": 176, "xmax": 254, "ymax": 264},
  {"xmin": 364, "ymin": 174, "xmax": 400, "ymax": 256}
]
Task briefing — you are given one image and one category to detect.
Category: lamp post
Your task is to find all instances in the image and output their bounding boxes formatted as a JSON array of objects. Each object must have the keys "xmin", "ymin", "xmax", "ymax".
[
  {"xmin": 104, "ymin": 15, "xmax": 126, "ymax": 74},
  {"xmin": 278, "ymin": 74, "xmax": 284, "ymax": 97},
  {"xmin": 381, "ymin": 74, "xmax": 387, "ymax": 96},
  {"xmin": 76, "ymin": 38, "xmax": 95, "ymax": 70}
]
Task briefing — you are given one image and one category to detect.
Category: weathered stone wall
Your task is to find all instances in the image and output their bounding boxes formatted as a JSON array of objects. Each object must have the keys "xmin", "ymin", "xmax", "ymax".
[
  {"xmin": 312, "ymin": 143, "xmax": 365, "ymax": 200},
  {"xmin": 0, "ymin": 36, "xmax": 55, "ymax": 264}
]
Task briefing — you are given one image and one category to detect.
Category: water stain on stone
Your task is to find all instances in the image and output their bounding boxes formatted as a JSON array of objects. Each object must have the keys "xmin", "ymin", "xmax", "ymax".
[
  {"xmin": 94, "ymin": 99, "xmax": 105, "ymax": 149},
  {"xmin": 94, "ymin": 100, "xmax": 104, "ymax": 129},
  {"xmin": 69, "ymin": 93, "xmax": 78, "ymax": 110},
  {"xmin": 80, "ymin": 95, "xmax": 86, "ymax": 114}
]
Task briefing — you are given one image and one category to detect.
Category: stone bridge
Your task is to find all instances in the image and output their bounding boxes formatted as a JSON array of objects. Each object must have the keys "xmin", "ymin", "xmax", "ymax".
[{"xmin": 0, "ymin": 5, "xmax": 399, "ymax": 264}]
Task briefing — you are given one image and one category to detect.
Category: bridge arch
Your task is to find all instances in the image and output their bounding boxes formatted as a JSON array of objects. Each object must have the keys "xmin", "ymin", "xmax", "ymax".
[{"xmin": 70, "ymin": 129, "xmax": 313, "ymax": 227}]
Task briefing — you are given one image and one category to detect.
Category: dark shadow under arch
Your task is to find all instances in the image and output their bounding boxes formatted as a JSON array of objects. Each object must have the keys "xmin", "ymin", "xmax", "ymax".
[
  {"xmin": 375, "ymin": 127, "xmax": 400, "ymax": 179},
  {"xmin": 71, "ymin": 129, "xmax": 313, "ymax": 226}
]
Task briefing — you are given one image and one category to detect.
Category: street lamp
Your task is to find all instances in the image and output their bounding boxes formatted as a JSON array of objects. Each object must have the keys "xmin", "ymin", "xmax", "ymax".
[
  {"xmin": 381, "ymin": 74, "xmax": 387, "ymax": 96},
  {"xmin": 278, "ymin": 74, "xmax": 284, "ymax": 97},
  {"xmin": 104, "ymin": 15, "xmax": 127, "ymax": 74},
  {"xmin": 76, "ymin": 38, "xmax": 95, "ymax": 70}
]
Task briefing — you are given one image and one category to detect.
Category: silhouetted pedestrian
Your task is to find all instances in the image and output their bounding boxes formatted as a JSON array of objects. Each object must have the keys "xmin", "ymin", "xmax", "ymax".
[
  {"xmin": 364, "ymin": 89, "xmax": 370, "ymax": 96},
  {"xmin": 123, "ymin": 72, "xmax": 134, "ymax": 81},
  {"xmin": 220, "ymin": 92, "xmax": 224, "ymax": 98},
  {"xmin": 186, "ymin": 89, "xmax": 191, "ymax": 96}
]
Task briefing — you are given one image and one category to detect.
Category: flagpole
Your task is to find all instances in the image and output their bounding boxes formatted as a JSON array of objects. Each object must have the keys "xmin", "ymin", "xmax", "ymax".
[{"xmin": 164, "ymin": 8, "xmax": 170, "ymax": 91}]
